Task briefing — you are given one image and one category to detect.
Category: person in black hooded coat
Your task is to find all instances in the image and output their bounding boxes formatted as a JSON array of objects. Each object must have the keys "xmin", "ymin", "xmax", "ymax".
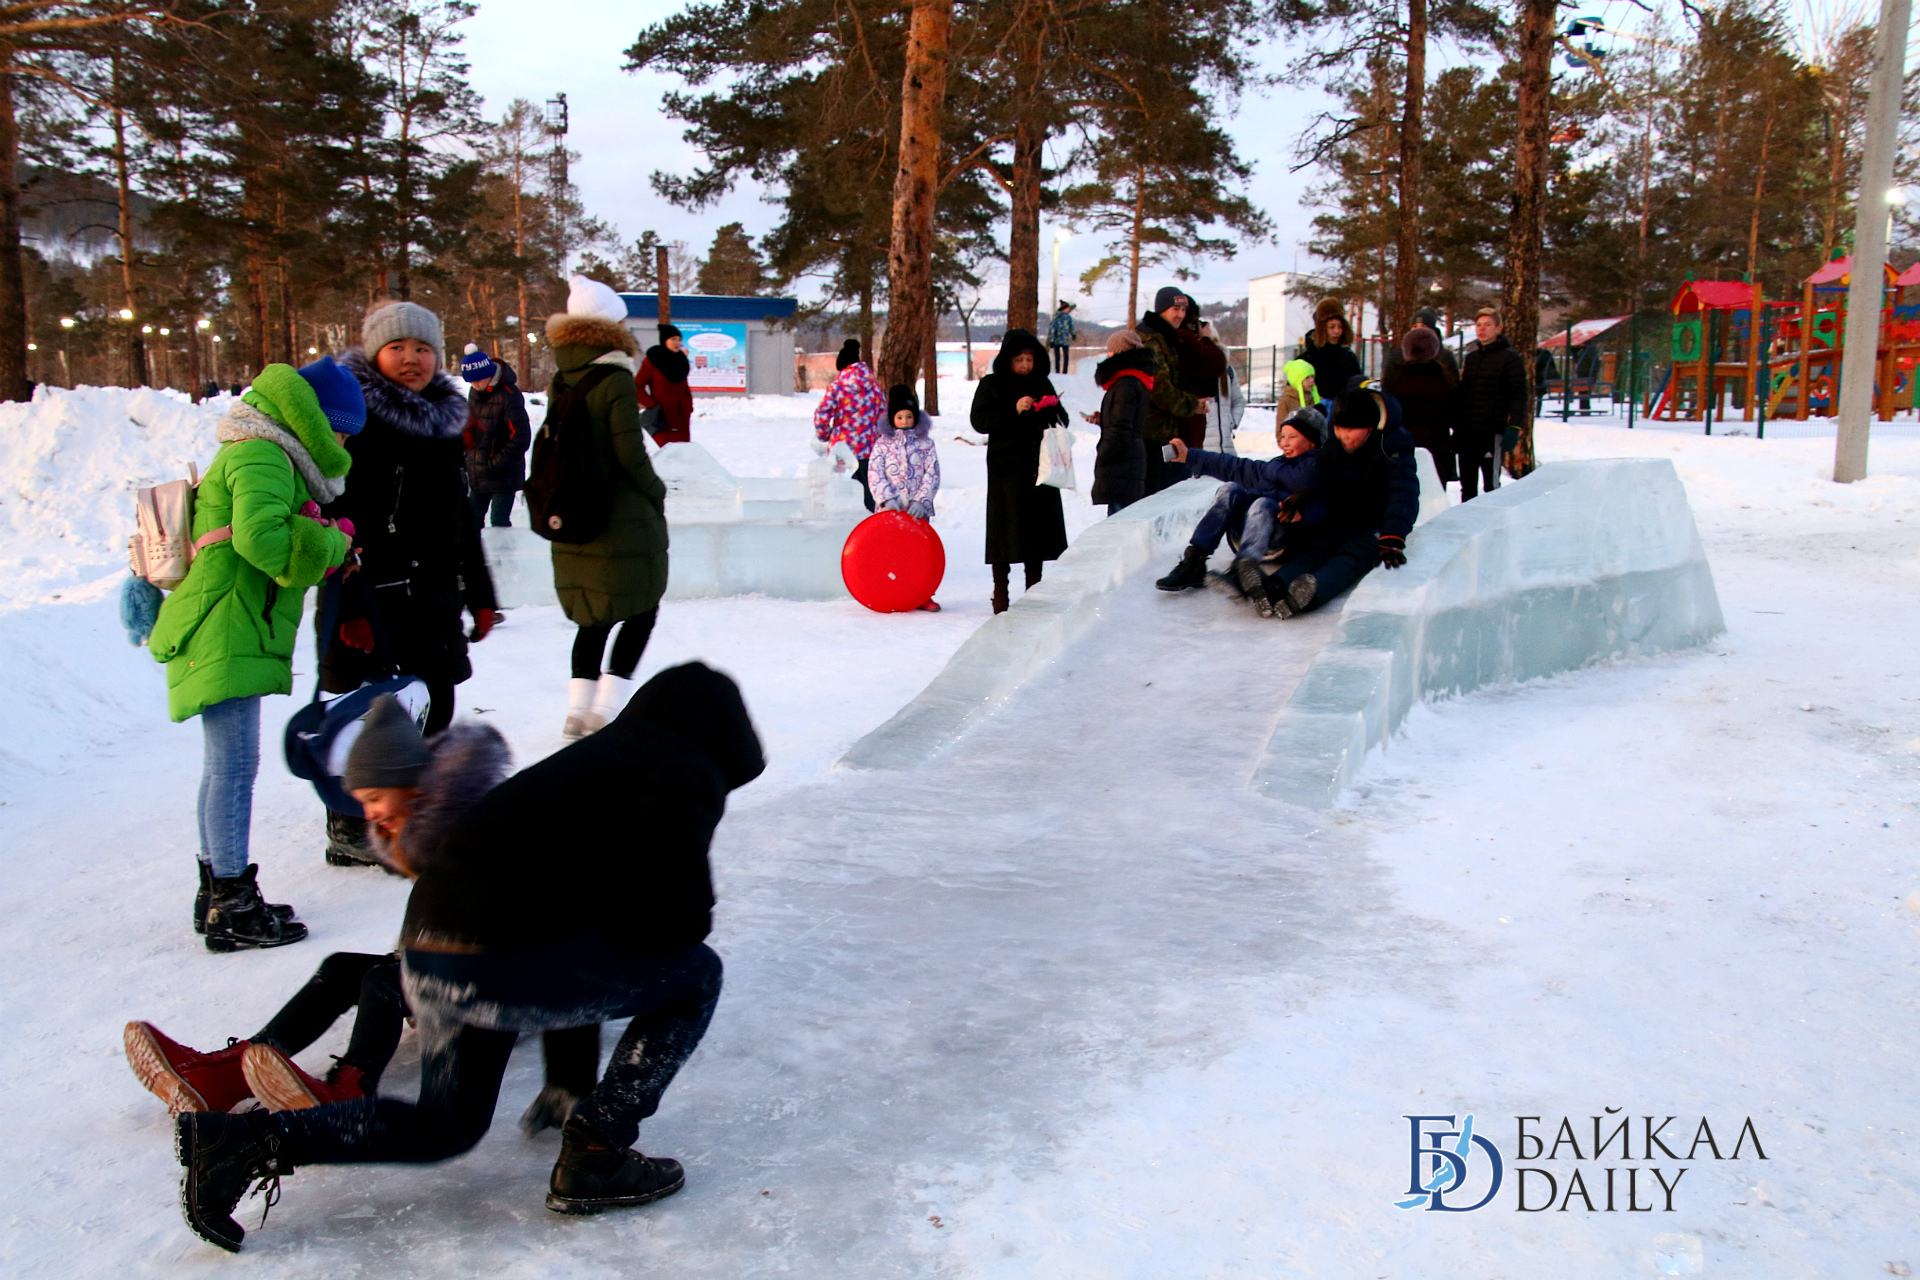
[
  {"xmin": 1091, "ymin": 330, "xmax": 1154, "ymax": 513},
  {"xmin": 636, "ymin": 325, "xmax": 695, "ymax": 445},
  {"xmin": 176, "ymin": 664, "xmax": 766, "ymax": 1250},
  {"xmin": 971, "ymin": 329, "xmax": 1069, "ymax": 612}
]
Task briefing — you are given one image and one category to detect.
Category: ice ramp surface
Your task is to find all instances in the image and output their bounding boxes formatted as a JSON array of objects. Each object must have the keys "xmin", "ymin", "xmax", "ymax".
[
  {"xmin": 840, "ymin": 478, "xmax": 1226, "ymax": 769},
  {"xmin": 1255, "ymin": 457, "xmax": 1724, "ymax": 807}
]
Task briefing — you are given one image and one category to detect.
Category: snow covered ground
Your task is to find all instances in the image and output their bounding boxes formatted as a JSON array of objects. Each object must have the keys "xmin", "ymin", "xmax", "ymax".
[{"xmin": 1, "ymin": 382, "xmax": 1916, "ymax": 1277}]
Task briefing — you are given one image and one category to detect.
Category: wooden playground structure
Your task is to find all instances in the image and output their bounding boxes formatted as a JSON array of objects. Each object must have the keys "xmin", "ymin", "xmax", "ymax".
[{"xmin": 1649, "ymin": 257, "xmax": 1920, "ymax": 431}]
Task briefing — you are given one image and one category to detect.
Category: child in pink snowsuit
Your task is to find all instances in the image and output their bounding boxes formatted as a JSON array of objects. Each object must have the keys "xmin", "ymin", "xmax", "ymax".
[{"xmin": 871, "ymin": 382, "xmax": 943, "ymax": 611}]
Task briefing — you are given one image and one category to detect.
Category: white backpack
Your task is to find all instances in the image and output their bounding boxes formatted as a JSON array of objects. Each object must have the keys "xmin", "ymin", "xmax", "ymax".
[{"xmin": 128, "ymin": 462, "xmax": 233, "ymax": 591}]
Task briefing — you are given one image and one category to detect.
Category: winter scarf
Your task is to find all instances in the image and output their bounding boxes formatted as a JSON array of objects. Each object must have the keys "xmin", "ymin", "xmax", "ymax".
[
  {"xmin": 340, "ymin": 348, "xmax": 470, "ymax": 440},
  {"xmin": 377, "ymin": 721, "xmax": 513, "ymax": 877},
  {"xmin": 645, "ymin": 343, "xmax": 690, "ymax": 383},
  {"xmin": 1094, "ymin": 346, "xmax": 1156, "ymax": 392},
  {"xmin": 217, "ymin": 403, "xmax": 347, "ymax": 505}
]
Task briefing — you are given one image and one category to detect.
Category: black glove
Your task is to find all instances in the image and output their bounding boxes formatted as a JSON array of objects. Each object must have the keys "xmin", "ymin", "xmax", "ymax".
[{"xmin": 1378, "ymin": 534, "xmax": 1407, "ymax": 569}]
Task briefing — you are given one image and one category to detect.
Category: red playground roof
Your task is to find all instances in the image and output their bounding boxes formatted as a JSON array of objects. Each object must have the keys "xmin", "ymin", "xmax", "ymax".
[
  {"xmin": 1897, "ymin": 262, "xmax": 1920, "ymax": 288},
  {"xmin": 1540, "ymin": 316, "xmax": 1629, "ymax": 350},
  {"xmin": 1806, "ymin": 256, "xmax": 1899, "ymax": 287},
  {"xmin": 1671, "ymin": 281, "xmax": 1757, "ymax": 313}
]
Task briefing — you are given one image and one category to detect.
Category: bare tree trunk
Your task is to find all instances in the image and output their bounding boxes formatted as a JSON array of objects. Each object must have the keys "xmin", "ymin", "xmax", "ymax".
[
  {"xmin": 277, "ymin": 259, "xmax": 296, "ymax": 364},
  {"xmin": 0, "ymin": 67, "xmax": 30, "ymax": 402},
  {"xmin": 112, "ymin": 82, "xmax": 147, "ymax": 387},
  {"xmin": 879, "ymin": 0, "xmax": 952, "ymax": 390},
  {"xmin": 1007, "ymin": 120, "xmax": 1042, "ymax": 334},
  {"xmin": 1501, "ymin": 0, "xmax": 1556, "ymax": 478},
  {"xmin": 1391, "ymin": 0, "xmax": 1427, "ymax": 336},
  {"xmin": 1127, "ymin": 164, "xmax": 1144, "ymax": 321},
  {"xmin": 656, "ymin": 244, "xmax": 671, "ymax": 329},
  {"xmin": 922, "ymin": 306, "xmax": 940, "ymax": 415},
  {"xmin": 246, "ymin": 245, "xmax": 268, "ymax": 375},
  {"xmin": 859, "ymin": 277, "xmax": 874, "ymax": 367},
  {"xmin": 184, "ymin": 268, "xmax": 203, "ymax": 400}
]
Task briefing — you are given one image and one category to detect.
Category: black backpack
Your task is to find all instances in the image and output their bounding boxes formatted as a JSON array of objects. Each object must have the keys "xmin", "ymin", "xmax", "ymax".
[{"xmin": 525, "ymin": 364, "xmax": 621, "ymax": 544}]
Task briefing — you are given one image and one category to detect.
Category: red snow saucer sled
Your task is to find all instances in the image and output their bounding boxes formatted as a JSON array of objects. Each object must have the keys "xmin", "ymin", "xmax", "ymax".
[{"xmin": 841, "ymin": 510, "xmax": 945, "ymax": 613}]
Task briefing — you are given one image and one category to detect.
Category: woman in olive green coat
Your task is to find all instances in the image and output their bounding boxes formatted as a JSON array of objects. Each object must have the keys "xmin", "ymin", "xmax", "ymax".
[
  {"xmin": 148, "ymin": 358, "xmax": 360, "ymax": 950},
  {"xmin": 544, "ymin": 276, "xmax": 670, "ymax": 738}
]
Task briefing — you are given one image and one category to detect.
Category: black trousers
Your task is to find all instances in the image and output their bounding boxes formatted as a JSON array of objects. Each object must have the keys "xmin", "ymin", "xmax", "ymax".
[
  {"xmin": 249, "ymin": 951, "xmax": 601, "ymax": 1096},
  {"xmin": 571, "ymin": 608, "xmax": 659, "ymax": 681}
]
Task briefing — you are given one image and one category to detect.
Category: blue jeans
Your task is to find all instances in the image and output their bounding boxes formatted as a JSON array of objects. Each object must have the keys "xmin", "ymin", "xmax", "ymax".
[
  {"xmin": 197, "ymin": 695, "xmax": 260, "ymax": 879},
  {"xmin": 1190, "ymin": 483, "xmax": 1282, "ymax": 561},
  {"xmin": 271, "ymin": 940, "xmax": 723, "ymax": 1163}
]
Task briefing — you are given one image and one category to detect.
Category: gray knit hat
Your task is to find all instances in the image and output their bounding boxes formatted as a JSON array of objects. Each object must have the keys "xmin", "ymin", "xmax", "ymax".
[
  {"xmin": 362, "ymin": 301, "xmax": 444, "ymax": 363},
  {"xmin": 343, "ymin": 694, "xmax": 431, "ymax": 791}
]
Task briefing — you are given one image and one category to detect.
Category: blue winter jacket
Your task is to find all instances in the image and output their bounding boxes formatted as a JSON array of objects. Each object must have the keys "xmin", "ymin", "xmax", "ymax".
[
  {"xmin": 1304, "ymin": 388, "xmax": 1420, "ymax": 549},
  {"xmin": 1182, "ymin": 447, "xmax": 1327, "ymax": 526}
]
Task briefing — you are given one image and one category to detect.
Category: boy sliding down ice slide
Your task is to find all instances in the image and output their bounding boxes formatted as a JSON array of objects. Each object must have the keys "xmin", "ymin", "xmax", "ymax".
[
  {"xmin": 171, "ymin": 664, "xmax": 765, "ymax": 1252},
  {"xmin": 125, "ymin": 704, "xmax": 603, "ymax": 1136},
  {"xmin": 1153, "ymin": 405, "xmax": 1331, "ymax": 616}
]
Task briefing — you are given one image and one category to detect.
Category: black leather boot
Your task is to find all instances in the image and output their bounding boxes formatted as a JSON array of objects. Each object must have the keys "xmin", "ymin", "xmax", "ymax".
[
  {"xmin": 205, "ymin": 867, "xmax": 309, "ymax": 953},
  {"xmin": 546, "ymin": 1118, "xmax": 685, "ymax": 1215}
]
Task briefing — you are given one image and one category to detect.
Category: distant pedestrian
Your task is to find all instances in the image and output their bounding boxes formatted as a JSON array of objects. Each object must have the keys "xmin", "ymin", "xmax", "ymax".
[
  {"xmin": 1047, "ymin": 300, "xmax": 1077, "ymax": 374},
  {"xmin": 972, "ymin": 329, "xmax": 1068, "ymax": 613},
  {"xmin": 1457, "ymin": 307, "xmax": 1528, "ymax": 500},
  {"xmin": 813, "ymin": 338, "xmax": 885, "ymax": 512},
  {"xmin": 1091, "ymin": 329, "xmax": 1154, "ymax": 515},
  {"xmin": 459, "ymin": 344, "xmax": 531, "ymax": 528},
  {"xmin": 637, "ymin": 324, "xmax": 695, "ymax": 445}
]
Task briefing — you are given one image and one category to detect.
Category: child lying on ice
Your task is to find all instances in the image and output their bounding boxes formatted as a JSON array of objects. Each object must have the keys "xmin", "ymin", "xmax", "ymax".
[
  {"xmin": 1153, "ymin": 405, "xmax": 1330, "ymax": 614},
  {"xmin": 870, "ymin": 382, "xmax": 943, "ymax": 612}
]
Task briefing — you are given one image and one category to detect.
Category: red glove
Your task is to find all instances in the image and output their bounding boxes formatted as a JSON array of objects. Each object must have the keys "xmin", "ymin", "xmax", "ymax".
[
  {"xmin": 339, "ymin": 618, "xmax": 377, "ymax": 651},
  {"xmin": 470, "ymin": 607, "xmax": 497, "ymax": 641},
  {"xmin": 1378, "ymin": 534, "xmax": 1407, "ymax": 569}
]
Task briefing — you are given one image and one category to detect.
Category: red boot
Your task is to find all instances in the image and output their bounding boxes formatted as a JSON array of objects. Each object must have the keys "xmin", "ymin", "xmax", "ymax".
[
  {"xmin": 241, "ymin": 1042, "xmax": 371, "ymax": 1112},
  {"xmin": 123, "ymin": 1022, "xmax": 252, "ymax": 1116}
]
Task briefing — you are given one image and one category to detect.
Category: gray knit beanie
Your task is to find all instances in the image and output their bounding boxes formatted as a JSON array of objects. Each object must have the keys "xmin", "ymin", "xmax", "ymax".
[
  {"xmin": 362, "ymin": 301, "xmax": 444, "ymax": 363},
  {"xmin": 343, "ymin": 694, "xmax": 431, "ymax": 791}
]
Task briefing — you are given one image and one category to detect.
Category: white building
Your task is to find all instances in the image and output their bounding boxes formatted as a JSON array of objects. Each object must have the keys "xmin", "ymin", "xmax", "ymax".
[{"xmin": 1246, "ymin": 273, "xmax": 1324, "ymax": 355}]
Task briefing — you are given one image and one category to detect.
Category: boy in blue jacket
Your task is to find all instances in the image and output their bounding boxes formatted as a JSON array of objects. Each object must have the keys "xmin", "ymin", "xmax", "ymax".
[{"xmin": 1154, "ymin": 405, "xmax": 1329, "ymax": 608}]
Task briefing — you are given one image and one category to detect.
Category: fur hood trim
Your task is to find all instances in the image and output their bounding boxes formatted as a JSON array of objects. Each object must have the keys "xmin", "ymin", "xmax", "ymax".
[
  {"xmin": 339, "ymin": 348, "xmax": 469, "ymax": 440},
  {"xmin": 216, "ymin": 402, "xmax": 346, "ymax": 503},
  {"xmin": 546, "ymin": 313, "xmax": 640, "ymax": 356},
  {"xmin": 882, "ymin": 408, "xmax": 933, "ymax": 438},
  {"xmin": 378, "ymin": 722, "xmax": 512, "ymax": 876}
]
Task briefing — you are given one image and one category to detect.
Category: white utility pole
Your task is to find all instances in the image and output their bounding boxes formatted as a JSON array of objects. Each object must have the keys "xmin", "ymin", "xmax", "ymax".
[{"xmin": 1833, "ymin": 0, "xmax": 1910, "ymax": 483}]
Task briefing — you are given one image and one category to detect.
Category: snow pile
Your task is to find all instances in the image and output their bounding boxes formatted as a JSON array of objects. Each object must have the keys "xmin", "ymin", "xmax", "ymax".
[{"xmin": 0, "ymin": 386, "xmax": 227, "ymax": 607}]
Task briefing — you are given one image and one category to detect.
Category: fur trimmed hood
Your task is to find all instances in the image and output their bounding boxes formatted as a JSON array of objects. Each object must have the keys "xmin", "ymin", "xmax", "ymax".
[
  {"xmin": 376, "ymin": 722, "xmax": 512, "ymax": 876},
  {"xmin": 216, "ymin": 401, "xmax": 347, "ymax": 503},
  {"xmin": 339, "ymin": 348, "xmax": 469, "ymax": 440},
  {"xmin": 546, "ymin": 313, "xmax": 640, "ymax": 357}
]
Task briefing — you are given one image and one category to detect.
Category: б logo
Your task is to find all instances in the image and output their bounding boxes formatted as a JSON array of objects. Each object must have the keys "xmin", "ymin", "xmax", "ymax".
[{"xmin": 1396, "ymin": 1114, "xmax": 1504, "ymax": 1211}]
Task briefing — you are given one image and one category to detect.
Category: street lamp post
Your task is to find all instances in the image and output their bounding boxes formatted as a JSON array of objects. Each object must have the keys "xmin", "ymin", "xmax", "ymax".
[
  {"xmin": 58, "ymin": 316, "xmax": 75, "ymax": 387},
  {"xmin": 1049, "ymin": 229, "xmax": 1072, "ymax": 323}
]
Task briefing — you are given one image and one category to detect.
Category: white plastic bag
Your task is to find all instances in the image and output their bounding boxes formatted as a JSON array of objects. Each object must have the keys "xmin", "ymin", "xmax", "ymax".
[{"xmin": 1036, "ymin": 425, "xmax": 1077, "ymax": 491}]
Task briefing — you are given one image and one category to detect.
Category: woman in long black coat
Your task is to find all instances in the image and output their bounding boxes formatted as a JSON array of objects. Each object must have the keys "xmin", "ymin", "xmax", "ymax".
[{"xmin": 972, "ymin": 330, "xmax": 1069, "ymax": 614}]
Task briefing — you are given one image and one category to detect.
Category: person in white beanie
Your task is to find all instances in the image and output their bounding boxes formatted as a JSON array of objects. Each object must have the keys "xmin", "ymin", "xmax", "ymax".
[{"xmin": 544, "ymin": 275, "xmax": 669, "ymax": 739}]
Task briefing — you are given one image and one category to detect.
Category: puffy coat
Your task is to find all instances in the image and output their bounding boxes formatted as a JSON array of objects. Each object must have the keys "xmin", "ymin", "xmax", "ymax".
[
  {"xmin": 545, "ymin": 315, "xmax": 670, "ymax": 628},
  {"xmin": 868, "ymin": 410, "xmax": 940, "ymax": 512},
  {"xmin": 463, "ymin": 360, "xmax": 531, "ymax": 494},
  {"xmin": 1091, "ymin": 348, "xmax": 1154, "ymax": 506},
  {"xmin": 1134, "ymin": 312, "xmax": 1200, "ymax": 446},
  {"xmin": 400, "ymin": 663, "xmax": 765, "ymax": 957},
  {"xmin": 813, "ymin": 361, "xmax": 885, "ymax": 459},
  {"xmin": 1173, "ymin": 326, "xmax": 1227, "ymax": 448},
  {"xmin": 321, "ymin": 351, "xmax": 497, "ymax": 693},
  {"xmin": 1460, "ymin": 334, "xmax": 1530, "ymax": 440},
  {"xmin": 1382, "ymin": 343, "xmax": 1460, "ymax": 461},
  {"xmin": 971, "ymin": 329, "xmax": 1068, "ymax": 565},
  {"xmin": 150, "ymin": 365, "xmax": 352, "ymax": 721},
  {"xmin": 1047, "ymin": 309, "xmax": 1077, "ymax": 346},
  {"xmin": 637, "ymin": 344, "xmax": 694, "ymax": 445},
  {"xmin": 1302, "ymin": 389, "xmax": 1420, "ymax": 550}
]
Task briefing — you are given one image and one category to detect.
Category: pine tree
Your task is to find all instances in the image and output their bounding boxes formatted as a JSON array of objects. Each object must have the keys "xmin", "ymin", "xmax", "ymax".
[{"xmin": 696, "ymin": 223, "xmax": 768, "ymax": 295}]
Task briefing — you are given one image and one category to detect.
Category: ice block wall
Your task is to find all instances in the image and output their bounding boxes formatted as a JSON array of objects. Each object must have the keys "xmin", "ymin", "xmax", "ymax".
[
  {"xmin": 483, "ymin": 443, "xmax": 865, "ymax": 604},
  {"xmin": 1253, "ymin": 457, "xmax": 1724, "ymax": 807}
]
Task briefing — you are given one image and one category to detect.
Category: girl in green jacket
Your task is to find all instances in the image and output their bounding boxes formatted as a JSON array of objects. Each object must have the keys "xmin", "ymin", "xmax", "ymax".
[{"xmin": 147, "ymin": 359, "xmax": 362, "ymax": 951}]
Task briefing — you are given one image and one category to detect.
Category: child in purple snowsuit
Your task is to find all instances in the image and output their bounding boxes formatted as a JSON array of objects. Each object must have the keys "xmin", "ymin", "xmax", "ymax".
[{"xmin": 872, "ymin": 383, "xmax": 943, "ymax": 612}]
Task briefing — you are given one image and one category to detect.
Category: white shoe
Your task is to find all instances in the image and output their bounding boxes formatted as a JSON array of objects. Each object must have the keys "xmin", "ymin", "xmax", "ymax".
[
  {"xmin": 562, "ymin": 678, "xmax": 597, "ymax": 739},
  {"xmin": 590, "ymin": 674, "xmax": 635, "ymax": 727}
]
